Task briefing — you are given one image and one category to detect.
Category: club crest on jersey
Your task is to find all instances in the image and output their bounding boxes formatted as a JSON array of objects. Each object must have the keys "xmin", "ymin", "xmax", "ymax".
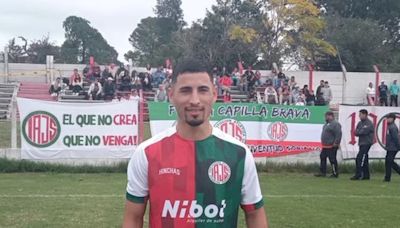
[{"xmin": 208, "ymin": 161, "xmax": 231, "ymax": 184}]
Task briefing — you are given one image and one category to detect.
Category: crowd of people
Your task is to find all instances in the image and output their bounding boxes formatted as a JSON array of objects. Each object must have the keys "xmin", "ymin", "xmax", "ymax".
[
  {"xmin": 365, "ymin": 80, "xmax": 399, "ymax": 106},
  {"xmin": 49, "ymin": 63, "xmax": 172, "ymax": 102},
  {"xmin": 213, "ymin": 66, "xmax": 333, "ymax": 106}
]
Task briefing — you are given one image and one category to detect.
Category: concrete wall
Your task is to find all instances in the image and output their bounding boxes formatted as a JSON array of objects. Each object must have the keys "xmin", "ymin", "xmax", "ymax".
[{"xmin": 2, "ymin": 63, "xmax": 399, "ymax": 104}]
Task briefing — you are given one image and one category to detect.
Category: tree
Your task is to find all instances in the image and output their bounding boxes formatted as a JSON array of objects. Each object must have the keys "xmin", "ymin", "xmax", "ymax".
[
  {"xmin": 316, "ymin": 16, "xmax": 391, "ymax": 72},
  {"xmin": 260, "ymin": 0, "xmax": 336, "ymax": 68},
  {"xmin": 27, "ymin": 36, "xmax": 61, "ymax": 64},
  {"xmin": 318, "ymin": 0, "xmax": 400, "ymax": 47},
  {"xmin": 154, "ymin": 0, "xmax": 185, "ymax": 28},
  {"xmin": 60, "ymin": 16, "xmax": 118, "ymax": 64},
  {"xmin": 7, "ymin": 37, "xmax": 28, "ymax": 63}
]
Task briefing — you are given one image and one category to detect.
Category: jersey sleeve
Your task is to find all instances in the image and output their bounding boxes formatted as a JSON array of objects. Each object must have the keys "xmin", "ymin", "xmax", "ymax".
[
  {"xmin": 240, "ymin": 148, "xmax": 264, "ymax": 212},
  {"xmin": 126, "ymin": 145, "xmax": 149, "ymax": 204}
]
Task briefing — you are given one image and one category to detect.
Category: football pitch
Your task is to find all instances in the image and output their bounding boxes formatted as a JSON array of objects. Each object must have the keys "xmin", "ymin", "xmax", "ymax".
[{"xmin": 0, "ymin": 172, "xmax": 399, "ymax": 228}]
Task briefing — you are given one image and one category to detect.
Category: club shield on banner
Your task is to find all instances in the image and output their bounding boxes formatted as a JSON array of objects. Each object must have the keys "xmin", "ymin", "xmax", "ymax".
[
  {"xmin": 17, "ymin": 98, "xmax": 139, "ymax": 159},
  {"xmin": 148, "ymin": 102, "xmax": 328, "ymax": 157},
  {"xmin": 339, "ymin": 105, "xmax": 400, "ymax": 159}
]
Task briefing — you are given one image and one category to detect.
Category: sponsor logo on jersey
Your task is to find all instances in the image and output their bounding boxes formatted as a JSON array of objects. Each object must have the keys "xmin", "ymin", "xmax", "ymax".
[
  {"xmin": 214, "ymin": 119, "xmax": 247, "ymax": 143},
  {"xmin": 208, "ymin": 161, "xmax": 231, "ymax": 184},
  {"xmin": 22, "ymin": 111, "xmax": 61, "ymax": 148},
  {"xmin": 267, "ymin": 121, "xmax": 288, "ymax": 142},
  {"xmin": 159, "ymin": 167, "xmax": 181, "ymax": 176},
  {"xmin": 162, "ymin": 200, "xmax": 226, "ymax": 219}
]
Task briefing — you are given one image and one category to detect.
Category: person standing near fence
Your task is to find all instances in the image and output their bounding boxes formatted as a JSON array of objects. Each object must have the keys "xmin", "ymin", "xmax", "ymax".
[
  {"xmin": 123, "ymin": 59, "xmax": 268, "ymax": 228},
  {"xmin": 315, "ymin": 111, "xmax": 342, "ymax": 178},
  {"xmin": 350, "ymin": 109, "xmax": 375, "ymax": 180},
  {"xmin": 389, "ymin": 80, "xmax": 399, "ymax": 107},
  {"xmin": 384, "ymin": 113, "xmax": 400, "ymax": 182}
]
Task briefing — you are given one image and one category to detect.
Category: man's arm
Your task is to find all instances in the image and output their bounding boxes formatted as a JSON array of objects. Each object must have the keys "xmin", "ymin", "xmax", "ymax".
[
  {"xmin": 245, "ymin": 207, "xmax": 268, "ymax": 228},
  {"xmin": 123, "ymin": 201, "xmax": 147, "ymax": 228}
]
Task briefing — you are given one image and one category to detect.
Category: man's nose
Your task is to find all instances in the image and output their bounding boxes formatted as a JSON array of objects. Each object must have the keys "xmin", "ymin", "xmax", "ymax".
[{"xmin": 190, "ymin": 91, "xmax": 200, "ymax": 105}]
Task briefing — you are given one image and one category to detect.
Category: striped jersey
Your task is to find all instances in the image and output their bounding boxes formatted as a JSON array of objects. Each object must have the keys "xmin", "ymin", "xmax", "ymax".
[{"xmin": 126, "ymin": 127, "xmax": 264, "ymax": 228}]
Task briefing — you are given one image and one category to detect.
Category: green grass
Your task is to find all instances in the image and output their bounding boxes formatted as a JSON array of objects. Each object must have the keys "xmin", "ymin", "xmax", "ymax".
[
  {"xmin": 0, "ymin": 173, "xmax": 399, "ymax": 228},
  {"xmin": 0, "ymin": 120, "xmax": 20, "ymax": 148}
]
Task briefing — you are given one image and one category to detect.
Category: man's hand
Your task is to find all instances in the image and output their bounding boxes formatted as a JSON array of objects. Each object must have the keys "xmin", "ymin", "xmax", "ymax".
[{"xmin": 245, "ymin": 207, "xmax": 268, "ymax": 228}]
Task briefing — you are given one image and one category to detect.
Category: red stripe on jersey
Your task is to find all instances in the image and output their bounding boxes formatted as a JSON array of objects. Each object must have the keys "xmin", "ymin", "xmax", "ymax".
[{"xmin": 145, "ymin": 134, "xmax": 196, "ymax": 228}]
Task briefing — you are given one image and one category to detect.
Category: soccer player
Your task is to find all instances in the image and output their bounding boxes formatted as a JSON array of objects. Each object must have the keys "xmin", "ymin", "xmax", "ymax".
[
  {"xmin": 383, "ymin": 113, "xmax": 400, "ymax": 182},
  {"xmin": 350, "ymin": 109, "xmax": 374, "ymax": 180},
  {"xmin": 123, "ymin": 59, "xmax": 268, "ymax": 228}
]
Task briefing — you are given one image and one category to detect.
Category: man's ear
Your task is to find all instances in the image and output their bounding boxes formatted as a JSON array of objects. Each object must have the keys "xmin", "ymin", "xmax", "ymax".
[{"xmin": 168, "ymin": 86, "xmax": 174, "ymax": 104}]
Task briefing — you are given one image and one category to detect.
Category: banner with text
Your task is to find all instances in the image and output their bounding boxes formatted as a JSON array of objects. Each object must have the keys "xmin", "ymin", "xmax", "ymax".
[
  {"xmin": 339, "ymin": 105, "xmax": 400, "ymax": 159},
  {"xmin": 148, "ymin": 102, "xmax": 328, "ymax": 157},
  {"xmin": 17, "ymin": 98, "xmax": 138, "ymax": 159}
]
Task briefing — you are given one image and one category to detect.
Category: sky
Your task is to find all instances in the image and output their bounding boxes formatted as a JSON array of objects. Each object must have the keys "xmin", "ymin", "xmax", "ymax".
[{"xmin": 0, "ymin": 0, "xmax": 215, "ymax": 62}]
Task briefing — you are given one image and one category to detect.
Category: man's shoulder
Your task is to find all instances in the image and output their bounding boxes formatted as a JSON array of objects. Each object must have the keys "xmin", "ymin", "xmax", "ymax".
[
  {"xmin": 136, "ymin": 127, "xmax": 176, "ymax": 151},
  {"xmin": 212, "ymin": 127, "xmax": 250, "ymax": 152}
]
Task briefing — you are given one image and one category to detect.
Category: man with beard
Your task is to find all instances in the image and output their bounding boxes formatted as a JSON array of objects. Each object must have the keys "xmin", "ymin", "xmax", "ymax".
[
  {"xmin": 123, "ymin": 59, "xmax": 268, "ymax": 228},
  {"xmin": 384, "ymin": 113, "xmax": 400, "ymax": 182}
]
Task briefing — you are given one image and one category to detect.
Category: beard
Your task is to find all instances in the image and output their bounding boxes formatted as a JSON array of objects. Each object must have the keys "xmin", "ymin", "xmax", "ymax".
[{"xmin": 184, "ymin": 109, "xmax": 206, "ymax": 127}]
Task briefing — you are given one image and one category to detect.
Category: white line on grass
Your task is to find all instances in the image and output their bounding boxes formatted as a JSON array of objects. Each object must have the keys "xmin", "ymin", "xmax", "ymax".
[{"xmin": 0, "ymin": 194, "xmax": 400, "ymax": 199}]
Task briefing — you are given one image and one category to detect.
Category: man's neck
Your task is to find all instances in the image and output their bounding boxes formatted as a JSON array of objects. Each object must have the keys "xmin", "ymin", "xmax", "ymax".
[{"xmin": 176, "ymin": 122, "xmax": 213, "ymax": 141}]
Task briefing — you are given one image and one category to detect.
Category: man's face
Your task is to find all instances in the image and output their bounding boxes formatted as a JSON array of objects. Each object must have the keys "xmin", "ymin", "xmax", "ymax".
[
  {"xmin": 325, "ymin": 114, "xmax": 333, "ymax": 122},
  {"xmin": 387, "ymin": 117, "xmax": 394, "ymax": 124},
  {"xmin": 325, "ymin": 83, "xmax": 329, "ymax": 87},
  {"xmin": 359, "ymin": 112, "xmax": 367, "ymax": 120},
  {"xmin": 394, "ymin": 80, "xmax": 397, "ymax": 85},
  {"xmin": 168, "ymin": 72, "xmax": 217, "ymax": 127},
  {"xmin": 74, "ymin": 70, "xmax": 78, "ymax": 75},
  {"xmin": 320, "ymin": 81, "xmax": 324, "ymax": 86}
]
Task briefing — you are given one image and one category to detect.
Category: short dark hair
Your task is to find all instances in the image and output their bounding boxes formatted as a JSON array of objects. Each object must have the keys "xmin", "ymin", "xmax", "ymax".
[
  {"xmin": 325, "ymin": 111, "xmax": 334, "ymax": 117},
  {"xmin": 359, "ymin": 109, "xmax": 368, "ymax": 115},
  {"xmin": 387, "ymin": 113, "xmax": 396, "ymax": 119},
  {"xmin": 172, "ymin": 59, "xmax": 212, "ymax": 84}
]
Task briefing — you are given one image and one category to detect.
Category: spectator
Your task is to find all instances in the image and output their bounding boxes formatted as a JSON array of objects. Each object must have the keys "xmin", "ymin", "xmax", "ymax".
[
  {"xmin": 264, "ymin": 83, "xmax": 278, "ymax": 104},
  {"xmin": 131, "ymin": 71, "xmax": 141, "ymax": 90},
  {"xmin": 154, "ymin": 84, "xmax": 168, "ymax": 102},
  {"xmin": 231, "ymin": 67, "xmax": 240, "ymax": 86},
  {"xmin": 152, "ymin": 66, "xmax": 166, "ymax": 88},
  {"xmin": 146, "ymin": 64, "xmax": 152, "ymax": 75},
  {"xmin": 321, "ymin": 81, "xmax": 332, "ymax": 105},
  {"xmin": 288, "ymin": 76, "xmax": 297, "ymax": 91},
  {"xmin": 389, "ymin": 80, "xmax": 399, "ymax": 107},
  {"xmin": 378, "ymin": 80, "xmax": 389, "ymax": 106},
  {"xmin": 254, "ymin": 70, "xmax": 262, "ymax": 86},
  {"xmin": 129, "ymin": 89, "xmax": 142, "ymax": 102},
  {"xmin": 70, "ymin": 69, "xmax": 83, "ymax": 95},
  {"xmin": 278, "ymin": 81, "xmax": 291, "ymax": 105},
  {"xmin": 103, "ymin": 77, "xmax": 116, "ymax": 100},
  {"xmin": 315, "ymin": 93, "xmax": 325, "ymax": 106},
  {"xmin": 109, "ymin": 63, "xmax": 118, "ymax": 78},
  {"xmin": 223, "ymin": 91, "xmax": 232, "ymax": 103},
  {"xmin": 239, "ymin": 72, "xmax": 248, "ymax": 93},
  {"xmin": 116, "ymin": 65, "xmax": 129, "ymax": 82},
  {"xmin": 88, "ymin": 79, "xmax": 102, "ymax": 100},
  {"xmin": 244, "ymin": 66, "xmax": 256, "ymax": 92},
  {"xmin": 101, "ymin": 66, "xmax": 113, "ymax": 86},
  {"xmin": 219, "ymin": 73, "xmax": 233, "ymax": 95},
  {"xmin": 295, "ymin": 89, "xmax": 306, "ymax": 106},
  {"xmin": 276, "ymin": 71, "xmax": 286, "ymax": 88},
  {"xmin": 119, "ymin": 71, "xmax": 132, "ymax": 92},
  {"xmin": 304, "ymin": 89, "xmax": 315, "ymax": 106},
  {"xmin": 141, "ymin": 72, "xmax": 152, "ymax": 91},
  {"xmin": 291, "ymin": 86, "xmax": 301, "ymax": 104},
  {"xmin": 49, "ymin": 77, "xmax": 64, "ymax": 96},
  {"xmin": 316, "ymin": 80, "xmax": 325, "ymax": 96},
  {"xmin": 87, "ymin": 66, "xmax": 101, "ymax": 82},
  {"xmin": 366, "ymin": 82, "xmax": 375, "ymax": 105}
]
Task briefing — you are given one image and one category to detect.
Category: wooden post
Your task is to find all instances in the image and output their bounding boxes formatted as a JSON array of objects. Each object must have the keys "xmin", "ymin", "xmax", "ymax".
[
  {"xmin": 373, "ymin": 65, "xmax": 380, "ymax": 106},
  {"xmin": 4, "ymin": 47, "xmax": 9, "ymax": 83}
]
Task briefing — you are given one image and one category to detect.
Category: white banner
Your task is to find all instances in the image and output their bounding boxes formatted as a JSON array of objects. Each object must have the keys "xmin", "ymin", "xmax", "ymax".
[
  {"xmin": 339, "ymin": 105, "xmax": 400, "ymax": 159},
  {"xmin": 17, "ymin": 98, "xmax": 139, "ymax": 159}
]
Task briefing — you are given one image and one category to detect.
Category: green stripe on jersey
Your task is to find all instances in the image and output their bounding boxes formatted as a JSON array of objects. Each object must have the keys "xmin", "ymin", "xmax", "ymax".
[{"xmin": 194, "ymin": 135, "xmax": 246, "ymax": 228}]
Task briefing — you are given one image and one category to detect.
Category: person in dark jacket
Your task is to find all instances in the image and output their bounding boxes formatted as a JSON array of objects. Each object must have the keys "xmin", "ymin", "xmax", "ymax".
[
  {"xmin": 315, "ymin": 111, "xmax": 342, "ymax": 178},
  {"xmin": 384, "ymin": 113, "xmax": 400, "ymax": 182},
  {"xmin": 351, "ymin": 109, "xmax": 375, "ymax": 180}
]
